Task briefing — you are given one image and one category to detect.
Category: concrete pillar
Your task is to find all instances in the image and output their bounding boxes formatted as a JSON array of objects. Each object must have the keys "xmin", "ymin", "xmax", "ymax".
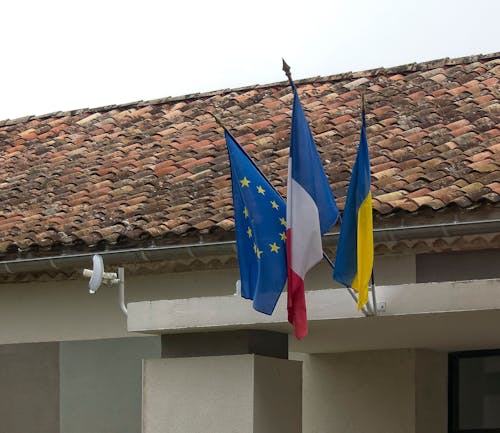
[{"xmin": 143, "ymin": 331, "xmax": 302, "ymax": 433}]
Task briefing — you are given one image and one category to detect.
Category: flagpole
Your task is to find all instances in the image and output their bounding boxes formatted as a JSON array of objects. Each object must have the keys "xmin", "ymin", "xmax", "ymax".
[
  {"xmin": 322, "ymin": 252, "xmax": 371, "ymax": 316},
  {"xmin": 211, "ymin": 113, "xmax": 227, "ymax": 131},
  {"xmin": 361, "ymin": 93, "xmax": 378, "ymax": 316},
  {"xmin": 282, "ymin": 58, "xmax": 293, "ymax": 86},
  {"xmin": 212, "ymin": 112, "xmax": 251, "ymax": 301},
  {"xmin": 283, "ymin": 59, "xmax": 372, "ymax": 317},
  {"xmin": 212, "ymin": 112, "xmax": 291, "ymax": 207},
  {"xmin": 370, "ymin": 271, "xmax": 377, "ymax": 316}
]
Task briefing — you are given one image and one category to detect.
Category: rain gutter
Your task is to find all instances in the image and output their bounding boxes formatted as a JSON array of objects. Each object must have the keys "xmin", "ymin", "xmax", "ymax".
[{"xmin": 0, "ymin": 218, "xmax": 499, "ymax": 275}]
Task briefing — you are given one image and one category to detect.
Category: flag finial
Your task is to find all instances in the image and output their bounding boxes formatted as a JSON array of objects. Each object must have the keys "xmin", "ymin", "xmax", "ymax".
[
  {"xmin": 282, "ymin": 58, "xmax": 293, "ymax": 85},
  {"xmin": 361, "ymin": 92, "xmax": 366, "ymax": 114}
]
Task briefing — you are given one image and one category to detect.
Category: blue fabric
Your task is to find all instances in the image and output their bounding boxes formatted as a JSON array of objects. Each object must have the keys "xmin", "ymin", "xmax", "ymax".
[
  {"xmin": 333, "ymin": 111, "xmax": 371, "ymax": 287},
  {"xmin": 225, "ymin": 130, "xmax": 287, "ymax": 315},
  {"xmin": 290, "ymin": 85, "xmax": 339, "ymax": 234}
]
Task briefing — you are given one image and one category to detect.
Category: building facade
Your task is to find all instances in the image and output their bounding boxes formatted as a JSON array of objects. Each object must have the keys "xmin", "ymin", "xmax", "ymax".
[{"xmin": 0, "ymin": 52, "xmax": 499, "ymax": 432}]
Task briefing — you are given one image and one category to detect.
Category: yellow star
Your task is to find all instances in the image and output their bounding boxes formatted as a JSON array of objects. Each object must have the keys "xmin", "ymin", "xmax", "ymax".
[
  {"xmin": 270, "ymin": 200, "xmax": 279, "ymax": 210},
  {"xmin": 280, "ymin": 232, "xmax": 287, "ymax": 241},
  {"xmin": 256, "ymin": 185, "xmax": 265, "ymax": 195},
  {"xmin": 269, "ymin": 242, "xmax": 280, "ymax": 253},
  {"xmin": 240, "ymin": 177, "xmax": 250, "ymax": 187},
  {"xmin": 243, "ymin": 207, "xmax": 249, "ymax": 218},
  {"xmin": 279, "ymin": 217, "xmax": 287, "ymax": 226},
  {"xmin": 253, "ymin": 243, "xmax": 257, "ymax": 253},
  {"xmin": 246, "ymin": 227, "xmax": 252, "ymax": 238},
  {"xmin": 256, "ymin": 247, "xmax": 263, "ymax": 259}
]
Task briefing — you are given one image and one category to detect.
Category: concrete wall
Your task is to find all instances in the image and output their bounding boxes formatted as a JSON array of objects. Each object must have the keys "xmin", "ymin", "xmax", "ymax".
[
  {"xmin": 0, "ymin": 342, "xmax": 59, "ymax": 433},
  {"xmin": 297, "ymin": 349, "xmax": 447, "ymax": 433},
  {"xmin": 0, "ymin": 337, "xmax": 160, "ymax": 433},
  {"xmin": 2, "ymin": 249, "xmax": 499, "ymax": 346},
  {"xmin": 0, "ymin": 254, "xmax": 416, "ymax": 345},
  {"xmin": 60, "ymin": 336, "xmax": 160, "ymax": 433},
  {"xmin": 414, "ymin": 350, "xmax": 448, "ymax": 433},
  {"xmin": 0, "ymin": 253, "xmax": 417, "ymax": 433},
  {"xmin": 0, "ymin": 269, "xmax": 238, "ymax": 345}
]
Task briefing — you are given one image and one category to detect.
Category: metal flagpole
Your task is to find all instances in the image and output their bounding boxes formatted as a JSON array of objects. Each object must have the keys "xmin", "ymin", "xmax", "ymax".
[
  {"xmin": 370, "ymin": 271, "xmax": 377, "ymax": 316},
  {"xmin": 211, "ymin": 113, "xmax": 226, "ymax": 130},
  {"xmin": 282, "ymin": 58, "xmax": 372, "ymax": 317},
  {"xmin": 282, "ymin": 58, "xmax": 293, "ymax": 86},
  {"xmin": 322, "ymin": 252, "xmax": 371, "ymax": 316},
  {"xmin": 361, "ymin": 93, "xmax": 377, "ymax": 316}
]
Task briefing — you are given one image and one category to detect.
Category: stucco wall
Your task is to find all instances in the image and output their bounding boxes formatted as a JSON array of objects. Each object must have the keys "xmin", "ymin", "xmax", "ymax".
[
  {"xmin": 415, "ymin": 349, "xmax": 448, "ymax": 433},
  {"xmin": 299, "ymin": 350, "xmax": 416, "ymax": 433},
  {"xmin": 60, "ymin": 336, "xmax": 160, "ymax": 433},
  {"xmin": 296, "ymin": 349, "xmax": 447, "ymax": 433},
  {"xmin": 0, "ymin": 342, "xmax": 59, "ymax": 433},
  {"xmin": 0, "ymin": 253, "xmax": 416, "ymax": 345},
  {"xmin": 0, "ymin": 268, "xmax": 239, "ymax": 344}
]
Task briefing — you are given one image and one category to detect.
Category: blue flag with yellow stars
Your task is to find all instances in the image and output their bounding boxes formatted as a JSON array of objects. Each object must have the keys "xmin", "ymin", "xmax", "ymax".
[{"xmin": 225, "ymin": 130, "xmax": 287, "ymax": 315}]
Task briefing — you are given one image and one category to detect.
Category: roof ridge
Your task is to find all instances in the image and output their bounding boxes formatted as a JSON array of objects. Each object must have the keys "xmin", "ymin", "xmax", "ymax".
[{"xmin": 1, "ymin": 51, "xmax": 498, "ymax": 126}]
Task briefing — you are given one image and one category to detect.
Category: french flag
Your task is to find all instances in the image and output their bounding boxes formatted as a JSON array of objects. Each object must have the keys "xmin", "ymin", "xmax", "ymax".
[{"xmin": 286, "ymin": 85, "xmax": 339, "ymax": 339}]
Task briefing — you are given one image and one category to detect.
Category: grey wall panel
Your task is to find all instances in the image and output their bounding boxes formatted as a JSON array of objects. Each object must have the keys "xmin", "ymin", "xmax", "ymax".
[
  {"xmin": 416, "ymin": 249, "xmax": 500, "ymax": 283},
  {"xmin": 60, "ymin": 336, "xmax": 160, "ymax": 433},
  {"xmin": 0, "ymin": 342, "xmax": 59, "ymax": 433}
]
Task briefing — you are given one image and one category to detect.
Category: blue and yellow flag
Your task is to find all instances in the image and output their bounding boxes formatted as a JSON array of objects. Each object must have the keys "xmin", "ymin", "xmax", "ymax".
[
  {"xmin": 333, "ymin": 107, "xmax": 373, "ymax": 309},
  {"xmin": 225, "ymin": 130, "xmax": 287, "ymax": 315}
]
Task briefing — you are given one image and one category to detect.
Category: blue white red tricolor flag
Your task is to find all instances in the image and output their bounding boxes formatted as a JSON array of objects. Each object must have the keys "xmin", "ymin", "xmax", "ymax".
[{"xmin": 286, "ymin": 85, "xmax": 339, "ymax": 339}]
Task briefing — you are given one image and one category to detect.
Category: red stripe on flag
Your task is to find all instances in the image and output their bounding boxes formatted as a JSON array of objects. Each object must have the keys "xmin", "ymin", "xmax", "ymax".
[{"xmin": 286, "ymin": 228, "xmax": 308, "ymax": 339}]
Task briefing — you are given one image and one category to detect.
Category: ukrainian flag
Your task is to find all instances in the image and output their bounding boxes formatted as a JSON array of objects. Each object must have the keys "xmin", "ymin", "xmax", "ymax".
[{"xmin": 333, "ymin": 107, "xmax": 373, "ymax": 310}]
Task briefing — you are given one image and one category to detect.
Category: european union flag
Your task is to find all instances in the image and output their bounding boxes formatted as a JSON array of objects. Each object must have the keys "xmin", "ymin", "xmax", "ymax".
[{"xmin": 225, "ymin": 130, "xmax": 287, "ymax": 315}]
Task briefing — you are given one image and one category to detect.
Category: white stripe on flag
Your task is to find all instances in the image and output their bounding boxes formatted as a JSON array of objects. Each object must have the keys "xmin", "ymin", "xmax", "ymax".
[{"xmin": 287, "ymin": 172, "xmax": 323, "ymax": 278}]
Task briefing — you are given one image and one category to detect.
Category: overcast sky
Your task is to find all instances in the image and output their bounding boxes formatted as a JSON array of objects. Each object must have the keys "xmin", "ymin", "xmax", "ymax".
[{"xmin": 1, "ymin": 0, "xmax": 499, "ymax": 121}]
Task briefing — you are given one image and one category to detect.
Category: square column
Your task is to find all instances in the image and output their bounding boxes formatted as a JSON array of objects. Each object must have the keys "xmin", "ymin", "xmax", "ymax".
[{"xmin": 143, "ymin": 331, "xmax": 301, "ymax": 433}]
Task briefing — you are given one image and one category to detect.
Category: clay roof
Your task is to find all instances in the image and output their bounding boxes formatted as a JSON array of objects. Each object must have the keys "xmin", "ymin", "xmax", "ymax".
[{"xmin": 0, "ymin": 53, "xmax": 498, "ymax": 258}]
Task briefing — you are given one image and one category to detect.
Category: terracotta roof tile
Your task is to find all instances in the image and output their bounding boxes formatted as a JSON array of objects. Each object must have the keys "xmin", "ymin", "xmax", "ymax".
[
  {"xmin": 0, "ymin": 52, "xmax": 499, "ymax": 256},
  {"xmin": 488, "ymin": 182, "xmax": 500, "ymax": 195}
]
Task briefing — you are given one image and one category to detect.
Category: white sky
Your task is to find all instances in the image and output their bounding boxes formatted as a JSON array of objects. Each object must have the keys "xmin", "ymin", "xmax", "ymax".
[{"xmin": 1, "ymin": 0, "xmax": 499, "ymax": 121}]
